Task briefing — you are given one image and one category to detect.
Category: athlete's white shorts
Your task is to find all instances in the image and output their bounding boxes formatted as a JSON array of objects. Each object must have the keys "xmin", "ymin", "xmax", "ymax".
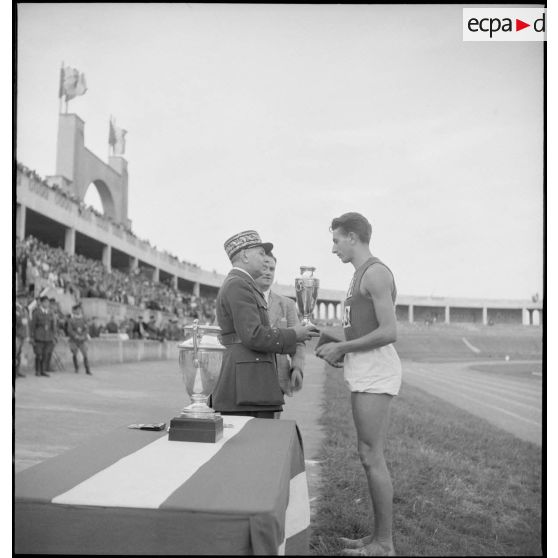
[{"xmin": 343, "ymin": 344, "xmax": 402, "ymax": 396}]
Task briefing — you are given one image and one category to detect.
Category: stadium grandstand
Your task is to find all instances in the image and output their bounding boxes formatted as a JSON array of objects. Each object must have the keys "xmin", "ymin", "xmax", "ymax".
[{"xmin": 15, "ymin": 111, "xmax": 543, "ymax": 338}]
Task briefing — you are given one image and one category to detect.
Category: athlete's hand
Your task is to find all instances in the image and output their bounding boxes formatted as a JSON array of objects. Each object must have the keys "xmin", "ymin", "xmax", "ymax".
[{"xmin": 315, "ymin": 342, "xmax": 345, "ymax": 368}]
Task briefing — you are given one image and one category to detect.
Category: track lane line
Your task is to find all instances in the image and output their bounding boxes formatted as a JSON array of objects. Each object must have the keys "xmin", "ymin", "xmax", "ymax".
[
  {"xmin": 405, "ymin": 365, "xmax": 541, "ymax": 399},
  {"xmin": 403, "ymin": 377, "xmax": 542, "ymax": 427},
  {"xmin": 408, "ymin": 366, "xmax": 542, "ymax": 401},
  {"xmin": 406, "ymin": 370, "xmax": 541, "ymax": 413}
]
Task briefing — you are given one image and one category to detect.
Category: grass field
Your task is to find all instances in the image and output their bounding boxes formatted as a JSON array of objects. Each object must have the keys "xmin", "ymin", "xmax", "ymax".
[{"xmin": 310, "ymin": 364, "xmax": 543, "ymax": 556}]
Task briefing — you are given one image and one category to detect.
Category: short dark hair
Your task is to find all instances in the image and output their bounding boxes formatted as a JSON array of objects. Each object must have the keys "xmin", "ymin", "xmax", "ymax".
[
  {"xmin": 265, "ymin": 251, "xmax": 277, "ymax": 263},
  {"xmin": 330, "ymin": 212, "xmax": 372, "ymax": 244}
]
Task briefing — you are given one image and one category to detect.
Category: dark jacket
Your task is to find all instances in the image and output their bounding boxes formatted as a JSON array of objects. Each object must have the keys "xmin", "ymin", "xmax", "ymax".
[
  {"xmin": 67, "ymin": 316, "xmax": 89, "ymax": 343},
  {"xmin": 30, "ymin": 307, "xmax": 57, "ymax": 343},
  {"xmin": 212, "ymin": 269, "xmax": 298, "ymax": 413}
]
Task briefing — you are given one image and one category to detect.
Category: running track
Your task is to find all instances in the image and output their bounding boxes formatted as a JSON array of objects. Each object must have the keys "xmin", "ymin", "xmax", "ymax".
[{"xmin": 402, "ymin": 360, "xmax": 542, "ymax": 445}]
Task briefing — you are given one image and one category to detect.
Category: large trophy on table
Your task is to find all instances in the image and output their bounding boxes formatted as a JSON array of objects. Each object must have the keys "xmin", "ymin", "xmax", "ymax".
[
  {"xmin": 295, "ymin": 266, "xmax": 319, "ymax": 326},
  {"xmin": 168, "ymin": 320, "xmax": 225, "ymax": 443}
]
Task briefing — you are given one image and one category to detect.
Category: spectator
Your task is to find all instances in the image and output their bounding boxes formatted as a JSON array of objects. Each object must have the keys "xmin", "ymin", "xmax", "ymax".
[
  {"xmin": 106, "ymin": 315, "xmax": 119, "ymax": 334},
  {"xmin": 15, "ymin": 235, "xmax": 218, "ymax": 325},
  {"xmin": 88, "ymin": 317, "xmax": 101, "ymax": 338}
]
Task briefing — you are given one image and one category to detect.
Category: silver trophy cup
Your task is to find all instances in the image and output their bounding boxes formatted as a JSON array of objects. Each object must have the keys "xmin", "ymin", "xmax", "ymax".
[
  {"xmin": 295, "ymin": 266, "xmax": 319, "ymax": 325},
  {"xmin": 168, "ymin": 320, "xmax": 225, "ymax": 442}
]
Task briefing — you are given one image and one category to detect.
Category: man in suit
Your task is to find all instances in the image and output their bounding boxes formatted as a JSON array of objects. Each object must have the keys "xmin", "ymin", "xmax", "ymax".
[
  {"xmin": 255, "ymin": 253, "xmax": 305, "ymax": 397},
  {"xmin": 212, "ymin": 230, "xmax": 318, "ymax": 418},
  {"xmin": 29, "ymin": 295, "xmax": 57, "ymax": 377}
]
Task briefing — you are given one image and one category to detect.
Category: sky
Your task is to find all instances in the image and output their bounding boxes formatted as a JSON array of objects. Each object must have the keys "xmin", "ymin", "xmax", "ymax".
[{"xmin": 15, "ymin": 3, "xmax": 545, "ymax": 300}]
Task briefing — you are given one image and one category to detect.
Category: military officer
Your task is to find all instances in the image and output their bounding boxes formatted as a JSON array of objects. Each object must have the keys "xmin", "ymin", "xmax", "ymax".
[
  {"xmin": 212, "ymin": 230, "xmax": 319, "ymax": 418},
  {"xmin": 67, "ymin": 304, "xmax": 92, "ymax": 375},
  {"xmin": 29, "ymin": 295, "xmax": 56, "ymax": 377}
]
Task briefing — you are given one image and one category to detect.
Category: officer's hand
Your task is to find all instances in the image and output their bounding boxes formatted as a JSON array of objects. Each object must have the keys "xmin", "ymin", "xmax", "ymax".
[
  {"xmin": 290, "ymin": 367, "xmax": 303, "ymax": 393},
  {"xmin": 293, "ymin": 323, "xmax": 320, "ymax": 342}
]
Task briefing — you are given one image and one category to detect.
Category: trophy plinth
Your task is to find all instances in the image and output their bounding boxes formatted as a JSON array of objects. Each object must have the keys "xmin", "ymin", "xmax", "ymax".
[
  {"xmin": 168, "ymin": 414, "xmax": 224, "ymax": 443},
  {"xmin": 168, "ymin": 320, "xmax": 225, "ymax": 443},
  {"xmin": 295, "ymin": 266, "xmax": 319, "ymax": 326}
]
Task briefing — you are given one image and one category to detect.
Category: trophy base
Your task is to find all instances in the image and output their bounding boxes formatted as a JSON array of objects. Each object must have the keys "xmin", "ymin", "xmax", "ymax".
[{"xmin": 168, "ymin": 414, "xmax": 224, "ymax": 443}]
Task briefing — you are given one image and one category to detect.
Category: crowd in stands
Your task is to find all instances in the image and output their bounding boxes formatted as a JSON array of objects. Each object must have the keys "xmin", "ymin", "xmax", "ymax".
[
  {"xmin": 17, "ymin": 162, "xmax": 201, "ymax": 270},
  {"xmin": 15, "ymin": 235, "xmax": 217, "ymax": 330}
]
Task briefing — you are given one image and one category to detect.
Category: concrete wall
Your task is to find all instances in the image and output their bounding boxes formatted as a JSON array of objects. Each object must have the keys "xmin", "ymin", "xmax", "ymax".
[
  {"xmin": 413, "ymin": 305, "xmax": 446, "ymax": 323},
  {"xmin": 79, "ymin": 298, "xmax": 174, "ymax": 324},
  {"xmin": 487, "ymin": 308, "xmax": 523, "ymax": 325},
  {"xmin": 396, "ymin": 305, "xmax": 409, "ymax": 321},
  {"xmin": 18, "ymin": 337, "xmax": 180, "ymax": 373},
  {"xmin": 450, "ymin": 306, "xmax": 484, "ymax": 323}
]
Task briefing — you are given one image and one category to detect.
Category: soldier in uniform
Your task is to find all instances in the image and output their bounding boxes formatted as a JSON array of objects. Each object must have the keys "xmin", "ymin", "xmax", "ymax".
[
  {"xmin": 15, "ymin": 291, "xmax": 29, "ymax": 378},
  {"xmin": 212, "ymin": 230, "xmax": 318, "ymax": 418},
  {"xmin": 67, "ymin": 304, "xmax": 92, "ymax": 375},
  {"xmin": 29, "ymin": 295, "xmax": 56, "ymax": 377}
]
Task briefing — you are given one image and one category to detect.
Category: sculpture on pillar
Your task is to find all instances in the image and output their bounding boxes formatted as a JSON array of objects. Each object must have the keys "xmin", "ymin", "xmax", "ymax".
[{"xmin": 109, "ymin": 116, "xmax": 127, "ymax": 156}]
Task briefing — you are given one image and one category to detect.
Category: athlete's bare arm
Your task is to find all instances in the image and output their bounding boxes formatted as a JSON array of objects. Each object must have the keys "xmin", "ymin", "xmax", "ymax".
[{"xmin": 315, "ymin": 265, "xmax": 397, "ymax": 365}]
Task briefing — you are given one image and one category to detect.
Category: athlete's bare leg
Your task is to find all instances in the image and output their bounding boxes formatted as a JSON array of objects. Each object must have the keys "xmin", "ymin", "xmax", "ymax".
[{"xmin": 340, "ymin": 392, "xmax": 395, "ymax": 556}]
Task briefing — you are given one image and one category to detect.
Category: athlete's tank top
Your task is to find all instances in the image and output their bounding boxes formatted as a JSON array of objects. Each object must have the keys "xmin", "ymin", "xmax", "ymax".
[{"xmin": 342, "ymin": 257, "xmax": 397, "ymax": 341}]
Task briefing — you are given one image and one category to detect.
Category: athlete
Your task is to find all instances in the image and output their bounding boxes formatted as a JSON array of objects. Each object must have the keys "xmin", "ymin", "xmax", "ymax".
[{"xmin": 316, "ymin": 212, "xmax": 401, "ymax": 557}]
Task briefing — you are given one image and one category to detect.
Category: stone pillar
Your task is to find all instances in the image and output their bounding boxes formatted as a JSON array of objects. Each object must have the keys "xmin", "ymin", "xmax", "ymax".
[
  {"xmin": 193, "ymin": 282, "xmax": 200, "ymax": 297},
  {"xmin": 171, "ymin": 275, "xmax": 178, "ymax": 290},
  {"xmin": 102, "ymin": 245, "xmax": 112, "ymax": 272},
  {"xmin": 130, "ymin": 256, "xmax": 139, "ymax": 272},
  {"xmin": 16, "ymin": 204, "xmax": 26, "ymax": 239},
  {"xmin": 526, "ymin": 308, "xmax": 532, "ymax": 326},
  {"xmin": 445, "ymin": 306, "xmax": 450, "ymax": 324},
  {"xmin": 482, "ymin": 307, "xmax": 488, "ymax": 325},
  {"xmin": 64, "ymin": 227, "xmax": 76, "ymax": 255},
  {"xmin": 152, "ymin": 268, "xmax": 160, "ymax": 282},
  {"xmin": 409, "ymin": 305, "xmax": 414, "ymax": 324}
]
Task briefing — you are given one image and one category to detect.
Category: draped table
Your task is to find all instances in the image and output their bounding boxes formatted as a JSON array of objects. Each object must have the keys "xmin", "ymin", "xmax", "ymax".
[{"xmin": 15, "ymin": 416, "xmax": 310, "ymax": 555}]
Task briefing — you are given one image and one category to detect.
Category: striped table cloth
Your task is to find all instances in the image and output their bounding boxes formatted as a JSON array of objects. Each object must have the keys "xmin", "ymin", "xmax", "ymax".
[{"xmin": 15, "ymin": 416, "xmax": 310, "ymax": 555}]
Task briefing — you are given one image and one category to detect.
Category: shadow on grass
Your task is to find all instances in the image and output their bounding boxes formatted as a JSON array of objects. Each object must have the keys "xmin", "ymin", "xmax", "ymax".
[{"xmin": 310, "ymin": 366, "xmax": 542, "ymax": 556}]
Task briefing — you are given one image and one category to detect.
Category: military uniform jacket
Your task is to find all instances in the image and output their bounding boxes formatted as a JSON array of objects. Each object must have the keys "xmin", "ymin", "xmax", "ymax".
[
  {"xmin": 67, "ymin": 316, "xmax": 89, "ymax": 344},
  {"xmin": 30, "ymin": 308, "xmax": 57, "ymax": 343},
  {"xmin": 212, "ymin": 269, "xmax": 298, "ymax": 413}
]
